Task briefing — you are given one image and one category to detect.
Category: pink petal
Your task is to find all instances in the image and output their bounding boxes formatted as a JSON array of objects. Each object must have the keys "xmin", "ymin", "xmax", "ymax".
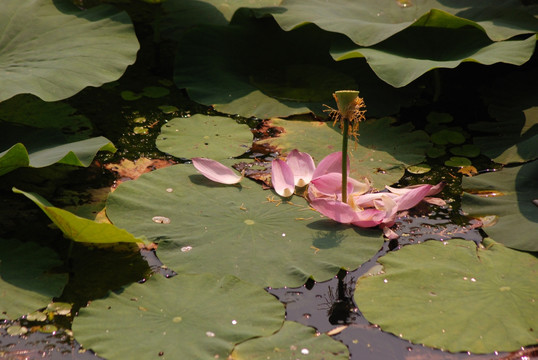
[
  {"xmin": 350, "ymin": 208, "xmax": 385, "ymax": 227},
  {"xmin": 271, "ymin": 159, "xmax": 295, "ymax": 197},
  {"xmin": 354, "ymin": 192, "xmax": 397, "ymax": 209},
  {"xmin": 386, "ymin": 182, "xmax": 445, "ymax": 197},
  {"xmin": 382, "ymin": 226, "xmax": 399, "ymax": 240},
  {"xmin": 192, "ymin": 158, "xmax": 242, "ymax": 184},
  {"xmin": 286, "ymin": 149, "xmax": 315, "ymax": 187},
  {"xmin": 392, "ymin": 184, "xmax": 434, "ymax": 211},
  {"xmin": 310, "ymin": 173, "xmax": 353, "ymax": 197},
  {"xmin": 423, "ymin": 197, "xmax": 446, "ymax": 206},
  {"xmin": 348, "ymin": 177, "xmax": 371, "ymax": 195},
  {"xmin": 309, "ymin": 198, "xmax": 359, "ymax": 224},
  {"xmin": 312, "ymin": 152, "xmax": 349, "ymax": 179}
]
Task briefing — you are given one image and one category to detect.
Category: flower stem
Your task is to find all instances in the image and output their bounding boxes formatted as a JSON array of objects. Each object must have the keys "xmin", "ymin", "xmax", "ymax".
[{"xmin": 341, "ymin": 117, "xmax": 349, "ymax": 203}]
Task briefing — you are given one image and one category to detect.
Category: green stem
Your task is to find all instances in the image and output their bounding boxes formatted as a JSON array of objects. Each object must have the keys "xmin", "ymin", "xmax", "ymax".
[{"xmin": 341, "ymin": 117, "xmax": 349, "ymax": 203}]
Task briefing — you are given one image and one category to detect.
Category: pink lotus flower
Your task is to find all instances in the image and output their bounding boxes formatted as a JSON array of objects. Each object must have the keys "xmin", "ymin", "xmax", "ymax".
[
  {"xmin": 271, "ymin": 150, "xmax": 360, "ymax": 197},
  {"xmin": 191, "ymin": 151, "xmax": 444, "ymax": 240}
]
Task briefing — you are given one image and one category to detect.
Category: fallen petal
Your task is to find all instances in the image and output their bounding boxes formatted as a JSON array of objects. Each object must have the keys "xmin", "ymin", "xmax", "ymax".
[
  {"xmin": 382, "ymin": 226, "xmax": 399, "ymax": 240},
  {"xmin": 271, "ymin": 159, "xmax": 295, "ymax": 197},
  {"xmin": 423, "ymin": 197, "xmax": 446, "ymax": 206},
  {"xmin": 392, "ymin": 184, "xmax": 434, "ymax": 211},
  {"xmin": 192, "ymin": 158, "xmax": 242, "ymax": 184},
  {"xmin": 286, "ymin": 149, "xmax": 315, "ymax": 187},
  {"xmin": 309, "ymin": 198, "xmax": 358, "ymax": 224},
  {"xmin": 310, "ymin": 173, "xmax": 354, "ymax": 197},
  {"xmin": 312, "ymin": 152, "xmax": 348, "ymax": 179},
  {"xmin": 350, "ymin": 208, "xmax": 385, "ymax": 227}
]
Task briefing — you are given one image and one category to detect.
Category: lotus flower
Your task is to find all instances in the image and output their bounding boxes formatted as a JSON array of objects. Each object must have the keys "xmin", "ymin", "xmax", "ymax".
[{"xmin": 309, "ymin": 182, "xmax": 444, "ymax": 230}]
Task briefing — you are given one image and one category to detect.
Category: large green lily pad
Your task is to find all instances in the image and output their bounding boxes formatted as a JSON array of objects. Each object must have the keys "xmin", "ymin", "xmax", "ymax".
[
  {"xmin": 461, "ymin": 161, "xmax": 538, "ymax": 252},
  {"xmin": 0, "ymin": 238, "xmax": 68, "ymax": 320},
  {"xmin": 355, "ymin": 238, "xmax": 538, "ymax": 354},
  {"xmin": 231, "ymin": 321, "xmax": 349, "ymax": 359},
  {"xmin": 13, "ymin": 188, "xmax": 144, "ymax": 244},
  {"xmin": 0, "ymin": 128, "xmax": 116, "ymax": 176},
  {"xmin": 174, "ymin": 12, "xmax": 419, "ymax": 119},
  {"xmin": 0, "ymin": 0, "xmax": 139, "ymax": 102},
  {"xmin": 156, "ymin": 114, "xmax": 253, "ymax": 159},
  {"xmin": 262, "ymin": 0, "xmax": 538, "ymax": 47},
  {"xmin": 73, "ymin": 273, "xmax": 284, "ymax": 359},
  {"xmin": 255, "ymin": 117, "xmax": 430, "ymax": 189},
  {"xmin": 331, "ymin": 28, "xmax": 535, "ymax": 88},
  {"xmin": 106, "ymin": 164, "xmax": 383, "ymax": 288}
]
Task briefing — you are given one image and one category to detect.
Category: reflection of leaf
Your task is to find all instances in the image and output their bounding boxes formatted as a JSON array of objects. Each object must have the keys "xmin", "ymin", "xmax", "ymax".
[
  {"xmin": 0, "ymin": 238, "xmax": 68, "ymax": 320},
  {"xmin": 255, "ymin": 117, "xmax": 429, "ymax": 189},
  {"xmin": 106, "ymin": 164, "xmax": 383, "ymax": 288},
  {"xmin": 355, "ymin": 238, "xmax": 538, "ymax": 354},
  {"xmin": 231, "ymin": 321, "xmax": 349, "ymax": 359},
  {"xmin": 73, "ymin": 274, "xmax": 284, "ymax": 359},
  {"xmin": 462, "ymin": 161, "xmax": 538, "ymax": 251},
  {"xmin": 0, "ymin": 0, "xmax": 139, "ymax": 102},
  {"xmin": 156, "ymin": 114, "xmax": 253, "ymax": 159},
  {"xmin": 13, "ymin": 188, "xmax": 144, "ymax": 244}
]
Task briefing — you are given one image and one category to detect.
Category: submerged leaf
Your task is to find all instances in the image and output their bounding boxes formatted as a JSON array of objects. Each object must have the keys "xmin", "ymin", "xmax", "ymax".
[{"xmin": 355, "ymin": 238, "xmax": 538, "ymax": 354}]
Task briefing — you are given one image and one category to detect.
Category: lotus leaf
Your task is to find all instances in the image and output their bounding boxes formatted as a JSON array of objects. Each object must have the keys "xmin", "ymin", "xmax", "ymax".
[
  {"xmin": 255, "ymin": 117, "xmax": 429, "ymax": 189},
  {"xmin": 461, "ymin": 161, "xmax": 538, "ymax": 251},
  {"xmin": 106, "ymin": 164, "xmax": 384, "ymax": 288},
  {"xmin": 174, "ymin": 13, "xmax": 418, "ymax": 118},
  {"xmin": 331, "ymin": 29, "xmax": 536, "ymax": 88},
  {"xmin": 13, "ymin": 188, "xmax": 144, "ymax": 244},
  {"xmin": 0, "ymin": 127, "xmax": 116, "ymax": 176},
  {"xmin": 156, "ymin": 114, "xmax": 253, "ymax": 159},
  {"xmin": 159, "ymin": 0, "xmax": 281, "ymax": 37},
  {"xmin": 0, "ymin": 95, "xmax": 92, "ymax": 140},
  {"xmin": 444, "ymin": 156, "xmax": 471, "ymax": 167},
  {"xmin": 0, "ymin": 238, "xmax": 68, "ymax": 320},
  {"xmin": 0, "ymin": 0, "xmax": 139, "ymax": 102},
  {"xmin": 355, "ymin": 238, "xmax": 538, "ymax": 354},
  {"xmin": 73, "ymin": 273, "xmax": 284, "ymax": 359},
  {"xmin": 231, "ymin": 321, "xmax": 349, "ymax": 359},
  {"xmin": 261, "ymin": 0, "xmax": 538, "ymax": 47}
]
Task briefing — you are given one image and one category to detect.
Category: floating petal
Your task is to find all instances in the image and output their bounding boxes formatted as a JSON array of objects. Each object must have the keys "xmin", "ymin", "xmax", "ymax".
[
  {"xmin": 192, "ymin": 158, "xmax": 242, "ymax": 184},
  {"xmin": 286, "ymin": 149, "xmax": 316, "ymax": 187},
  {"xmin": 271, "ymin": 159, "xmax": 295, "ymax": 197}
]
